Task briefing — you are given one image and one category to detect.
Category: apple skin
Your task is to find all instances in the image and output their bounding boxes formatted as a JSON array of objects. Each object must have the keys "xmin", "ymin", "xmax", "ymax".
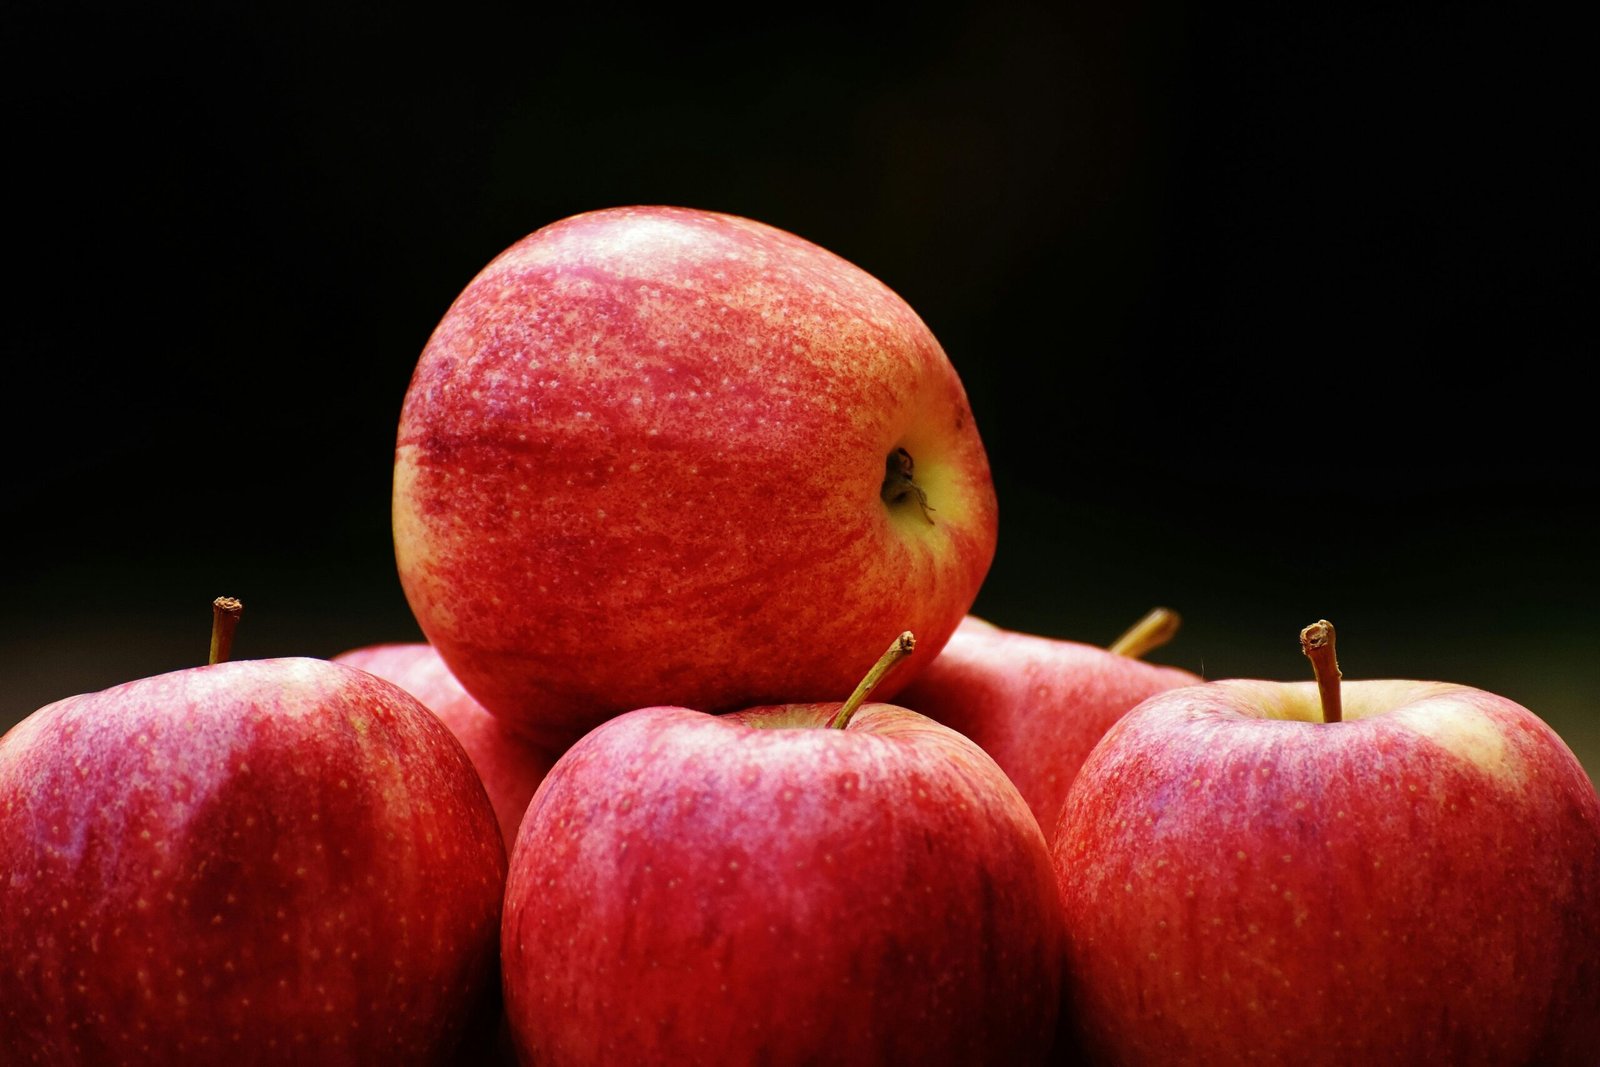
[
  {"xmin": 501, "ymin": 701, "xmax": 1065, "ymax": 1066},
  {"xmin": 334, "ymin": 642, "xmax": 556, "ymax": 849},
  {"xmin": 0, "ymin": 658, "xmax": 507, "ymax": 1065},
  {"xmin": 394, "ymin": 205, "xmax": 998, "ymax": 746},
  {"xmin": 897, "ymin": 615, "xmax": 1197, "ymax": 843},
  {"xmin": 1051, "ymin": 678, "xmax": 1600, "ymax": 1066}
]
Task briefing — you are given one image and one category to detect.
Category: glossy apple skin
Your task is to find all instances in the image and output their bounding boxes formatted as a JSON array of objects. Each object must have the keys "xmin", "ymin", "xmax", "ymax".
[
  {"xmin": 1052, "ymin": 679, "xmax": 1600, "ymax": 1066},
  {"xmin": 334, "ymin": 643, "xmax": 556, "ymax": 849},
  {"xmin": 0, "ymin": 658, "xmax": 507, "ymax": 1066},
  {"xmin": 501, "ymin": 702, "xmax": 1065, "ymax": 1066},
  {"xmin": 394, "ymin": 206, "xmax": 998, "ymax": 746},
  {"xmin": 897, "ymin": 615, "xmax": 1196, "ymax": 843}
]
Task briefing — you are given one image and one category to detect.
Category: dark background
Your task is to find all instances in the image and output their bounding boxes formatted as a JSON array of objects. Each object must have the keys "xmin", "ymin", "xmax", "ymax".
[{"xmin": 4, "ymin": 3, "xmax": 1594, "ymax": 780}]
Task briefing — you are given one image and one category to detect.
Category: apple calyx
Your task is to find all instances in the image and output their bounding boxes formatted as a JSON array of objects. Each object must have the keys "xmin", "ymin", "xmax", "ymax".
[
  {"xmin": 1107, "ymin": 607, "xmax": 1182, "ymax": 660},
  {"xmin": 209, "ymin": 596, "xmax": 243, "ymax": 666},
  {"xmin": 881, "ymin": 447, "xmax": 935, "ymax": 524},
  {"xmin": 826, "ymin": 631, "xmax": 917, "ymax": 730},
  {"xmin": 1299, "ymin": 618, "xmax": 1342, "ymax": 724}
]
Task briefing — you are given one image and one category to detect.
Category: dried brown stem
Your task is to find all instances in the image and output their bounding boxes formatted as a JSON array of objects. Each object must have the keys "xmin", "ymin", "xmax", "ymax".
[
  {"xmin": 210, "ymin": 596, "xmax": 243, "ymax": 666},
  {"xmin": 1299, "ymin": 619, "xmax": 1342, "ymax": 724}
]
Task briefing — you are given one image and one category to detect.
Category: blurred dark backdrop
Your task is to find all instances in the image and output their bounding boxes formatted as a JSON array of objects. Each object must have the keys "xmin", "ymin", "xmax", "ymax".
[{"xmin": 4, "ymin": 3, "xmax": 1594, "ymax": 779}]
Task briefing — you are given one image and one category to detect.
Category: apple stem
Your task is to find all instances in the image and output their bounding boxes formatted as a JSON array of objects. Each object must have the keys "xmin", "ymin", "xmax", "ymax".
[
  {"xmin": 209, "ymin": 596, "xmax": 243, "ymax": 665},
  {"xmin": 1108, "ymin": 607, "xmax": 1182, "ymax": 659},
  {"xmin": 1299, "ymin": 619, "xmax": 1342, "ymax": 724},
  {"xmin": 826, "ymin": 632, "xmax": 916, "ymax": 730}
]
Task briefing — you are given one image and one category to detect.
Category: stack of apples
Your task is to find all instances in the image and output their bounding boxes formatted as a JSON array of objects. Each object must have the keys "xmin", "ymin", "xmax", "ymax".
[{"xmin": 3, "ymin": 207, "xmax": 1596, "ymax": 1066}]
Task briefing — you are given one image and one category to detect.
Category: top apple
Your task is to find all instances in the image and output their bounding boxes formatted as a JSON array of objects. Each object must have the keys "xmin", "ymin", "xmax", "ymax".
[{"xmin": 394, "ymin": 206, "xmax": 998, "ymax": 745}]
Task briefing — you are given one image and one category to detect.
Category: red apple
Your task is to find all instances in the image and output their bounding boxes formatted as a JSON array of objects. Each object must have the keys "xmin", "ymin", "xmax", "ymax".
[
  {"xmin": 897, "ymin": 610, "xmax": 1197, "ymax": 843},
  {"xmin": 394, "ymin": 205, "xmax": 998, "ymax": 746},
  {"xmin": 0, "ymin": 606, "xmax": 507, "ymax": 1064},
  {"xmin": 1052, "ymin": 621, "xmax": 1600, "ymax": 1065},
  {"xmin": 334, "ymin": 642, "xmax": 556, "ymax": 849},
  {"xmin": 501, "ymin": 636, "xmax": 1064, "ymax": 1065}
]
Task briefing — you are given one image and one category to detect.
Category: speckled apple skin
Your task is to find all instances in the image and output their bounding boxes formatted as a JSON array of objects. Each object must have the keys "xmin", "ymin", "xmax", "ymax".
[
  {"xmin": 501, "ymin": 702, "xmax": 1065, "ymax": 1066},
  {"xmin": 1052, "ymin": 679, "xmax": 1600, "ymax": 1066},
  {"xmin": 898, "ymin": 616, "xmax": 1197, "ymax": 844},
  {"xmin": 334, "ymin": 643, "xmax": 557, "ymax": 850},
  {"xmin": 394, "ymin": 206, "xmax": 998, "ymax": 746},
  {"xmin": 0, "ymin": 658, "xmax": 507, "ymax": 1066}
]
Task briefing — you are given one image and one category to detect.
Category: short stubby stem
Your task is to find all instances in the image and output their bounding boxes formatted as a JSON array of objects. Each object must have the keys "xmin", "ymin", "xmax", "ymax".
[
  {"xmin": 1299, "ymin": 619, "xmax": 1342, "ymax": 724},
  {"xmin": 210, "ymin": 596, "xmax": 243, "ymax": 666}
]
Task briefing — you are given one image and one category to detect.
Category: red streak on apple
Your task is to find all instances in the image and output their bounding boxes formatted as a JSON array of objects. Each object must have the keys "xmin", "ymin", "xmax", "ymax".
[
  {"xmin": 394, "ymin": 206, "xmax": 997, "ymax": 744},
  {"xmin": 334, "ymin": 642, "xmax": 556, "ymax": 849}
]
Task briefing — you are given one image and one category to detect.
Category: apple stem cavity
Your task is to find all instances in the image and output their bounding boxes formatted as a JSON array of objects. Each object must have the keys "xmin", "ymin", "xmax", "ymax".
[
  {"xmin": 827, "ymin": 631, "xmax": 917, "ymax": 730},
  {"xmin": 881, "ymin": 447, "xmax": 934, "ymax": 524},
  {"xmin": 209, "ymin": 596, "xmax": 243, "ymax": 666},
  {"xmin": 1108, "ymin": 607, "xmax": 1182, "ymax": 660},
  {"xmin": 1299, "ymin": 619, "xmax": 1342, "ymax": 724}
]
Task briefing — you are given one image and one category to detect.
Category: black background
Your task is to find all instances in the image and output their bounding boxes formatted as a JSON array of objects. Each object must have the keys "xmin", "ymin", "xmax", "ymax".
[{"xmin": 4, "ymin": 3, "xmax": 1594, "ymax": 779}]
